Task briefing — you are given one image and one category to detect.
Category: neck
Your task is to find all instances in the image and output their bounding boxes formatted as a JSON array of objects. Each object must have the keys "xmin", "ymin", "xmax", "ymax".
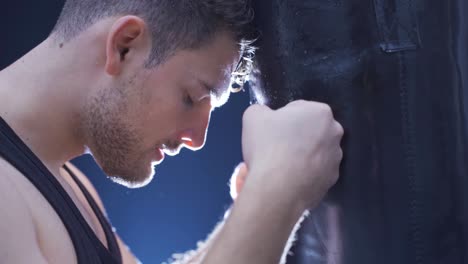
[{"xmin": 0, "ymin": 37, "xmax": 95, "ymax": 172}]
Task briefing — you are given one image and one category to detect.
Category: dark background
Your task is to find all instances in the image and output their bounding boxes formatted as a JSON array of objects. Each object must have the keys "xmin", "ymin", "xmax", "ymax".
[{"xmin": 1, "ymin": 1, "xmax": 250, "ymax": 263}]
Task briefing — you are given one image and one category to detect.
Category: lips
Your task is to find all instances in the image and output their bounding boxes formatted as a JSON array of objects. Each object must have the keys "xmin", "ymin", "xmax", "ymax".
[
  {"xmin": 161, "ymin": 142, "xmax": 183, "ymax": 156},
  {"xmin": 155, "ymin": 148, "xmax": 165, "ymax": 162}
]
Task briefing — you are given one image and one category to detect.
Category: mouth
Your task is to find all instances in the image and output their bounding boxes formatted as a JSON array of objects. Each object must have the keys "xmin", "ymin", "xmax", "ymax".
[
  {"xmin": 161, "ymin": 144, "xmax": 183, "ymax": 156},
  {"xmin": 157, "ymin": 140, "xmax": 185, "ymax": 157},
  {"xmin": 155, "ymin": 147, "xmax": 165, "ymax": 163}
]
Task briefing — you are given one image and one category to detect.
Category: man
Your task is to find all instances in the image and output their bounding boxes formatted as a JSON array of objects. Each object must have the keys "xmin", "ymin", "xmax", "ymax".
[{"xmin": 0, "ymin": 1, "xmax": 343, "ymax": 263}]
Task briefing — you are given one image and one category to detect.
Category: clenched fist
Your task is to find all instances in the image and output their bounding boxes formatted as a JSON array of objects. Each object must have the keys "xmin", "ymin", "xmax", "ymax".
[{"xmin": 241, "ymin": 100, "xmax": 343, "ymax": 210}]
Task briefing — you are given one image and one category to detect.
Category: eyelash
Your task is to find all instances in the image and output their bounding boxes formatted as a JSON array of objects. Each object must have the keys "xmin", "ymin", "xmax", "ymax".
[{"xmin": 184, "ymin": 93, "xmax": 194, "ymax": 107}]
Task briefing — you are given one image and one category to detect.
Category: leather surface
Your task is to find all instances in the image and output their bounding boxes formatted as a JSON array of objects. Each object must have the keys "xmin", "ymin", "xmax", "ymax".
[{"xmin": 250, "ymin": 0, "xmax": 468, "ymax": 263}]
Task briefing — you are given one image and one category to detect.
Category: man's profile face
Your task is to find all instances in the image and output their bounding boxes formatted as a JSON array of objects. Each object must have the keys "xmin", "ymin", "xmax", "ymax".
[{"xmin": 81, "ymin": 32, "xmax": 239, "ymax": 188}]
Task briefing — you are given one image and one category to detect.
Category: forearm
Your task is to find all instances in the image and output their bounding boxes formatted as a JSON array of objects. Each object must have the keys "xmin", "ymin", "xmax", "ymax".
[
  {"xmin": 170, "ymin": 220, "xmax": 226, "ymax": 264},
  {"xmin": 201, "ymin": 169, "xmax": 306, "ymax": 264},
  {"xmin": 171, "ymin": 208, "xmax": 308, "ymax": 264}
]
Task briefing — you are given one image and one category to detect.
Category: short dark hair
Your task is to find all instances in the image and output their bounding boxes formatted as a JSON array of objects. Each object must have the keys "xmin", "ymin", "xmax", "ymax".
[{"xmin": 52, "ymin": 0, "xmax": 255, "ymax": 77}]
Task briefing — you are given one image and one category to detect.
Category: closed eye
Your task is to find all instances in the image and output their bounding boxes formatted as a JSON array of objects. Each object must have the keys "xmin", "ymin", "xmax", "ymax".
[{"xmin": 183, "ymin": 93, "xmax": 194, "ymax": 107}]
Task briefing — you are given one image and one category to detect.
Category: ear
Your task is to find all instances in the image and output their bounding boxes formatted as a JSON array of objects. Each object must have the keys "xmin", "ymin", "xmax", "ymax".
[{"xmin": 105, "ymin": 16, "xmax": 148, "ymax": 76}]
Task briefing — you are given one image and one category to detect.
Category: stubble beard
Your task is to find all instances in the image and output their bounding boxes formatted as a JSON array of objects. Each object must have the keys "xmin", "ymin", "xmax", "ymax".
[{"xmin": 81, "ymin": 86, "xmax": 154, "ymax": 188}]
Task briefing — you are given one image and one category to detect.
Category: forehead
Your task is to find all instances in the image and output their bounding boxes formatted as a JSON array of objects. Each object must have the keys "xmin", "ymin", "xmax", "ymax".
[{"xmin": 159, "ymin": 33, "xmax": 240, "ymax": 100}]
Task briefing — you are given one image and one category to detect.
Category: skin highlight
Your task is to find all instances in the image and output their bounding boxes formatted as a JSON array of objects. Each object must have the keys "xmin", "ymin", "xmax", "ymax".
[
  {"xmin": 0, "ymin": 8, "xmax": 344, "ymax": 264},
  {"xmin": 0, "ymin": 16, "xmax": 239, "ymax": 189}
]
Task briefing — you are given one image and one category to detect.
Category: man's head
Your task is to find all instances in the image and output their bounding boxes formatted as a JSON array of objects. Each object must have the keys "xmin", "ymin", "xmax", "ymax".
[{"xmin": 51, "ymin": 0, "xmax": 253, "ymax": 187}]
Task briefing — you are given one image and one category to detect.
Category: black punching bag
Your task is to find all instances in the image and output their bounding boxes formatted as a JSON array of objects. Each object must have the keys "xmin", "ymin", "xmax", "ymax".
[{"xmin": 250, "ymin": 0, "xmax": 468, "ymax": 263}]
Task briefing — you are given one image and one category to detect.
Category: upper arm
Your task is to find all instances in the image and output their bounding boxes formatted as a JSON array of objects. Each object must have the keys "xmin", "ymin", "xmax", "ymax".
[
  {"xmin": 64, "ymin": 162, "xmax": 140, "ymax": 264},
  {"xmin": 0, "ymin": 172, "xmax": 48, "ymax": 264}
]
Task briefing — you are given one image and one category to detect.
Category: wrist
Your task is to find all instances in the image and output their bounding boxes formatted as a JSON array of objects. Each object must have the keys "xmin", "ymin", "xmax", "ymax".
[
  {"xmin": 241, "ymin": 165, "xmax": 307, "ymax": 218},
  {"xmin": 202, "ymin": 167, "xmax": 307, "ymax": 264}
]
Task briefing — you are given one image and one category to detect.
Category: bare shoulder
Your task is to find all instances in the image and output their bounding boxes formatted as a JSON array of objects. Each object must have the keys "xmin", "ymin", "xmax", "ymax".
[
  {"xmin": 64, "ymin": 162, "xmax": 141, "ymax": 264},
  {"xmin": 0, "ymin": 159, "xmax": 48, "ymax": 263}
]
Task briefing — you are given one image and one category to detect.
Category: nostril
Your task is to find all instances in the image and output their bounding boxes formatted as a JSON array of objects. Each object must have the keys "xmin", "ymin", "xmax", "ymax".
[{"xmin": 181, "ymin": 137, "xmax": 193, "ymax": 147}]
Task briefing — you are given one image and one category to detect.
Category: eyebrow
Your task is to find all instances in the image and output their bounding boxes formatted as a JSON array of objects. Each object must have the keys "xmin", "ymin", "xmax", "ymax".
[{"xmin": 198, "ymin": 79, "xmax": 222, "ymax": 99}]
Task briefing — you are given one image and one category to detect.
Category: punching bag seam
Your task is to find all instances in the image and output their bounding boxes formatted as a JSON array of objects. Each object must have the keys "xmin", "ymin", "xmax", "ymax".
[{"xmin": 398, "ymin": 51, "xmax": 424, "ymax": 264}]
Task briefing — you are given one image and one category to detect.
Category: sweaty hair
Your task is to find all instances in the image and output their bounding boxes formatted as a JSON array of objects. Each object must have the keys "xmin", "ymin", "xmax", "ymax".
[{"xmin": 52, "ymin": 0, "xmax": 255, "ymax": 84}]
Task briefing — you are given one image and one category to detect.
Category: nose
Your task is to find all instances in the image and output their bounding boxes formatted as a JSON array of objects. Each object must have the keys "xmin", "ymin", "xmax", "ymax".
[{"xmin": 180, "ymin": 104, "xmax": 212, "ymax": 151}]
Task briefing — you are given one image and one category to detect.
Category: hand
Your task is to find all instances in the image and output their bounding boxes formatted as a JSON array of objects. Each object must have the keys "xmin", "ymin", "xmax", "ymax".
[{"xmin": 241, "ymin": 100, "xmax": 344, "ymax": 210}]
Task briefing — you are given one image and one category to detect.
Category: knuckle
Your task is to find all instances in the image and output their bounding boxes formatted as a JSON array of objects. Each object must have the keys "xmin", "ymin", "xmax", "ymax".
[
  {"xmin": 243, "ymin": 104, "xmax": 262, "ymax": 120},
  {"xmin": 243, "ymin": 104, "xmax": 272, "ymax": 126},
  {"xmin": 289, "ymin": 99, "xmax": 307, "ymax": 106},
  {"xmin": 337, "ymin": 148, "xmax": 343, "ymax": 162},
  {"xmin": 242, "ymin": 110, "xmax": 251, "ymax": 124},
  {"xmin": 335, "ymin": 121, "xmax": 344, "ymax": 137},
  {"xmin": 314, "ymin": 103, "xmax": 332, "ymax": 117},
  {"xmin": 246, "ymin": 104, "xmax": 261, "ymax": 112},
  {"xmin": 286, "ymin": 99, "xmax": 312, "ymax": 110},
  {"xmin": 322, "ymin": 104, "xmax": 333, "ymax": 115}
]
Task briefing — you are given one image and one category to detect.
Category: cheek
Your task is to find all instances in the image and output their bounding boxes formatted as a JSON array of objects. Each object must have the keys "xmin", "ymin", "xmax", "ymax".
[
  {"xmin": 144, "ymin": 88, "xmax": 186, "ymax": 121},
  {"xmin": 134, "ymin": 100, "xmax": 183, "ymax": 144},
  {"xmin": 137, "ymin": 76, "xmax": 192, "ymax": 134}
]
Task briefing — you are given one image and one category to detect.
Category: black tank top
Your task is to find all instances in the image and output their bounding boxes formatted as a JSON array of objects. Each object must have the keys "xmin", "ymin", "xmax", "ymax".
[{"xmin": 0, "ymin": 117, "xmax": 122, "ymax": 264}]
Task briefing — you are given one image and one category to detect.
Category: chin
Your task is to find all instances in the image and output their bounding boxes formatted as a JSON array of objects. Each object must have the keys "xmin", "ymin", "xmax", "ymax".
[
  {"xmin": 110, "ymin": 174, "xmax": 154, "ymax": 189},
  {"xmin": 104, "ymin": 162, "xmax": 156, "ymax": 189},
  {"xmin": 91, "ymin": 146, "xmax": 159, "ymax": 188},
  {"xmin": 108, "ymin": 167, "xmax": 154, "ymax": 188}
]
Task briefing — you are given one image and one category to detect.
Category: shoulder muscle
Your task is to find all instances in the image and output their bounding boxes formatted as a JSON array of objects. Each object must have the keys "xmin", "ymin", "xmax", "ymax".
[{"xmin": 0, "ymin": 167, "xmax": 48, "ymax": 263}]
